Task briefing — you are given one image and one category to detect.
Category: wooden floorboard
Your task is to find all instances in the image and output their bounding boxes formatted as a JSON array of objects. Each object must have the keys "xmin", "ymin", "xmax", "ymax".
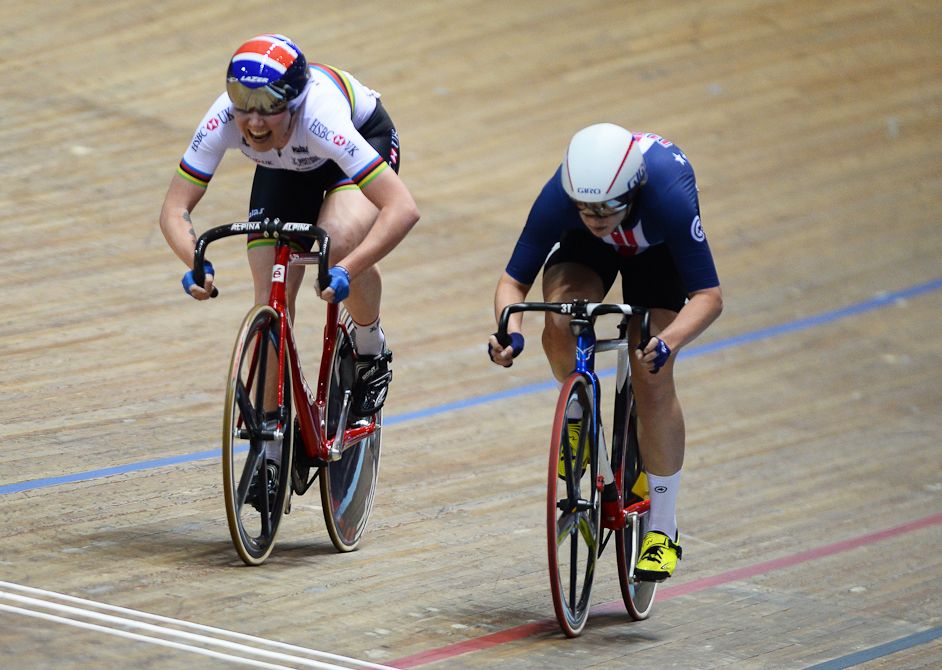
[{"xmin": 1, "ymin": 1, "xmax": 940, "ymax": 668}]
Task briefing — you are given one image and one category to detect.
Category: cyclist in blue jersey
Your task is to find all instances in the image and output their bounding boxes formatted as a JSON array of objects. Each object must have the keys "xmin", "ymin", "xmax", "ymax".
[{"xmin": 487, "ymin": 123, "xmax": 723, "ymax": 581}]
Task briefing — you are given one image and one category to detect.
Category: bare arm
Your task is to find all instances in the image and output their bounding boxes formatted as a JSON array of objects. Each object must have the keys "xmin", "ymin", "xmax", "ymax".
[
  {"xmin": 488, "ymin": 272, "xmax": 533, "ymax": 367},
  {"xmin": 341, "ymin": 168, "xmax": 420, "ymax": 277},
  {"xmin": 159, "ymin": 173, "xmax": 208, "ymax": 266},
  {"xmin": 159, "ymin": 173, "xmax": 214, "ymax": 298}
]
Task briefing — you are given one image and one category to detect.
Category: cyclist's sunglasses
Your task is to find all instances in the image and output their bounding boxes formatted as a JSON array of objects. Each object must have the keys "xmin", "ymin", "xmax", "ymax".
[
  {"xmin": 226, "ymin": 79, "xmax": 289, "ymax": 115},
  {"xmin": 574, "ymin": 195, "xmax": 633, "ymax": 218}
]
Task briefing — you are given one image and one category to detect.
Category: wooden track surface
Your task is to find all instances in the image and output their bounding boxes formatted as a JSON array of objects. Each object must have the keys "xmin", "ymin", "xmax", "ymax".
[{"xmin": 2, "ymin": 1, "xmax": 940, "ymax": 668}]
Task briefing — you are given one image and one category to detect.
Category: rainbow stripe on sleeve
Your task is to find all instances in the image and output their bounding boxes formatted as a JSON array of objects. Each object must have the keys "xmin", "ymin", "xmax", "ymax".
[
  {"xmin": 177, "ymin": 160, "xmax": 212, "ymax": 188},
  {"xmin": 311, "ymin": 64, "xmax": 356, "ymax": 111},
  {"xmin": 351, "ymin": 155, "xmax": 388, "ymax": 188}
]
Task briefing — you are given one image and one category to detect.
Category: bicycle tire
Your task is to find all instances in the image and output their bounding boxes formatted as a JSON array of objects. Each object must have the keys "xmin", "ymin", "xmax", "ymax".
[
  {"xmin": 614, "ymin": 393, "xmax": 657, "ymax": 619},
  {"xmin": 547, "ymin": 373, "xmax": 600, "ymax": 637},
  {"xmin": 319, "ymin": 310, "xmax": 382, "ymax": 552},
  {"xmin": 222, "ymin": 305, "xmax": 294, "ymax": 565}
]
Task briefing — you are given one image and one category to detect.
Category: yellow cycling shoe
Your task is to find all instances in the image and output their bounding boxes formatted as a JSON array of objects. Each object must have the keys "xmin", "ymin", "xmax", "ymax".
[
  {"xmin": 634, "ymin": 530, "xmax": 682, "ymax": 582},
  {"xmin": 557, "ymin": 419, "xmax": 589, "ymax": 479}
]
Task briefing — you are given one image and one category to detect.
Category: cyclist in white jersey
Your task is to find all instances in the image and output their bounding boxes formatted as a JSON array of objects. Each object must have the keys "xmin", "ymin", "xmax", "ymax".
[{"xmin": 159, "ymin": 34, "xmax": 419, "ymax": 418}]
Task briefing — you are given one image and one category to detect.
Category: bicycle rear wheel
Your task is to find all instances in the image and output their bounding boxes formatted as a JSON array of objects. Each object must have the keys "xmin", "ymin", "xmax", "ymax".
[
  {"xmin": 547, "ymin": 373, "xmax": 600, "ymax": 637},
  {"xmin": 614, "ymin": 394, "xmax": 657, "ymax": 619},
  {"xmin": 222, "ymin": 305, "xmax": 294, "ymax": 565},
  {"xmin": 319, "ymin": 310, "xmax": 382, "ymax": 552}
]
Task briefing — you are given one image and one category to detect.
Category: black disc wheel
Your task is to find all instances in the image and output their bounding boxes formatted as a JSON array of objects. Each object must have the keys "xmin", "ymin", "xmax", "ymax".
[{"xmin": 319, "ymin": 311, "xmax": 382, "ymax": 552}]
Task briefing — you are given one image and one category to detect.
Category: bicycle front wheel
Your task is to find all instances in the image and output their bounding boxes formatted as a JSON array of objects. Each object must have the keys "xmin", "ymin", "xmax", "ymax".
[
  {"xmin": 222, "ymin": 305, "xmax": 294, "ymax": 565},
  {"xmin": 614, "ymin": 395, "xmax": 657, "ymax": 619},
  {"xmin": 319, "ymin": 311, "xmax": 382, "ymax": 552},
  {"xmin": 547, "ymin": 373, "xmax": 600, "ymax": 637}
]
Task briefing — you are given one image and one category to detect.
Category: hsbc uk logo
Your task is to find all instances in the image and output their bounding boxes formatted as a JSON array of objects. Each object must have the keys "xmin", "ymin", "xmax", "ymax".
[
  {"xmin": 205, "ymin": 109, "xmax": 234, "ymax": 132},
  {"xmin": 310, "ymin": 118, "xmax": 348, "ymax": 147},
  {"xmin": 192, "ymin": 110, "xmax": 234, "ymax": 152}
]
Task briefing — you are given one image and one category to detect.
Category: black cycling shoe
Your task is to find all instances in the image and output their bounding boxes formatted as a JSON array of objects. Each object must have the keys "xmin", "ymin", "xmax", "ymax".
[
  {"xmin": 351, "ymin": 349, "xmax": 393, "ymax": 417},
  {"xmin": 245, "ymin": 460, "xmax": 280, "ymax": 513}
]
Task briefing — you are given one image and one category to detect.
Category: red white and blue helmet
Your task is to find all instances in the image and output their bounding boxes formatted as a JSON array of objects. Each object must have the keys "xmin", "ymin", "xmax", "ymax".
[
  {"xmin": 226, "ymin": 34, "xmax": 309, "ymax": 114},
  {"xmin": 561, "ymin": 123, "xmax": 647, "ymax": 216}
]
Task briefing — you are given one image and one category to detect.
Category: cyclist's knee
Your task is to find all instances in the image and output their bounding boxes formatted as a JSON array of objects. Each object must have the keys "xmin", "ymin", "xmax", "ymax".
[
  {"xmin": 351, "ymin": 264, "xmax": 381, "ymax": 287},
  {"xmin": 631, "ymin": 357, "xmax": 677, "ymax": 397}
]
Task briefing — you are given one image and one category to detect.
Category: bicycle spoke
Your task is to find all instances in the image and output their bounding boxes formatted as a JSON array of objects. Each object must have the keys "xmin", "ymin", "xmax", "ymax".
[
  {"xmin": 234, "ymin": 380, "xmax": 256, "ymax": 434},
  {"xmin": 557, "ymin": 510, "xmax": 578, "ymax": 545},
  {"xmin": 578, "ymin": 513, "xmax": 598, "ymax": 551},
  {"xmin": 568, "ymin": 544, "xmax": 578, "ymax": 609},
  {"xmin": 236, "ymin": 447, "xmax": 264, "ymax": 507}
]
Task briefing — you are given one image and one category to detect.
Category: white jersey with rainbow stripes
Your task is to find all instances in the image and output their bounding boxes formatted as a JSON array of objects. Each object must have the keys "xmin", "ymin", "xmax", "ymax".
[{"xmin": 178, "ymin": 64, "xmax": 385, "ymax": 189}]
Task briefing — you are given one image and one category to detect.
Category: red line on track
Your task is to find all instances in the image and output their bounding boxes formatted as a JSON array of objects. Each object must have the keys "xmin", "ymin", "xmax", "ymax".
[{"xmin": 391, "ymin": 511, "xmax": 942, "ymax": 668}]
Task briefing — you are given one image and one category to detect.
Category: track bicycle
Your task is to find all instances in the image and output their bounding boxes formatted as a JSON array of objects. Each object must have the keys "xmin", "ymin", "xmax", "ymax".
[
  {"xmin": 497, "ymin": 300, "xmax": 657, "ymax": 637},
  {"xmin": 192, "ymin": 219, "xmax": 383, "ymax": 565}
]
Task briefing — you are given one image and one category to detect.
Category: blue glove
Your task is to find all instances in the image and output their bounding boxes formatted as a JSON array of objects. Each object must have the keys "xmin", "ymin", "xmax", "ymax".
[
  {"xmin": 326, "ymin": 265, "xmax": 350, "ymax": 303},
  {"xmin": 182, "ymin": 260, "xmax": 215, "ymax": 298},
  {"xmin": 646, "ymin": 337, "xmax": 671, "ymax": 374},
  {"xmin": 489, "ymin": 331, "xmax": 525, "ymax": 362}
]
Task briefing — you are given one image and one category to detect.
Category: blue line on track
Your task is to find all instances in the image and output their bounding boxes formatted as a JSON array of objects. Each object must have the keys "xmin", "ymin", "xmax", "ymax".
[
  {"xmin": 803, "ymin": 625, "xmax": 942, "ymax": 669},
  {"xmin": 2, "ymin": 277, "xmax": 939, "ymax": 496}
]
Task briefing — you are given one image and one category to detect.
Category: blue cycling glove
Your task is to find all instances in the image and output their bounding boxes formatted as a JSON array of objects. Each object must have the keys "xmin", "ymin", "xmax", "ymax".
[
  {"xmin": 326, "ymin": 265, "xmax": 350, "ymax": 303},
  {"xmin": 645, "ymin": 337, "xmax": 671, "ymax": 374},
  {"xmin": 182, "ymin": 260, "xmax": 215, "ymax": 298},
  {"xmin": 489, "ymin": 331, "xmax": 525, "ymax": 362}
]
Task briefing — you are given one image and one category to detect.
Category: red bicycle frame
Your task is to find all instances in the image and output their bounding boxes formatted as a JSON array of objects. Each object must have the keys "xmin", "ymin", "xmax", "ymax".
[
  {"xmin": 192, "ymin": 219, "xmax": 379, "ymax": 463},
  {"xmin": 265, "ymin": 243, "xmax": 378, "ymax": 463}
]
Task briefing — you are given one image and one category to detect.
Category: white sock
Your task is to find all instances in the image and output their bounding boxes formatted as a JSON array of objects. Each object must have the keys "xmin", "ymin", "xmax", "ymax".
[
  {"xmin": 351, "ymin": 316, "xmax": 385, "ymax": 356},
  {"xmin": 646, "ymin": 470, "xmax": 681, "ymax": 539}
]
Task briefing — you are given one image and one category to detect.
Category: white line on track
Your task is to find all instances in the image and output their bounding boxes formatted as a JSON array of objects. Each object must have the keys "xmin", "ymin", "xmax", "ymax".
[{"xmin": 1, "ymin": 581, "xmax": 400, "ymax": 670}]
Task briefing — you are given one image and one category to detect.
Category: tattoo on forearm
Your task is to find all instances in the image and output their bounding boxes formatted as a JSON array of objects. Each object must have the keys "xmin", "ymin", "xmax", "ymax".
[{"xmin": 183, "ymin": 210, "xmax": 196, "ymax": 242}]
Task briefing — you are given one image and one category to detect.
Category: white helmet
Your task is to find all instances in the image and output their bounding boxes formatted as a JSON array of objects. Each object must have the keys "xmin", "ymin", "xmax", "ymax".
[{"xmin": 561, "ymin": 123, "xmax": 647, "ymax": 212}]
